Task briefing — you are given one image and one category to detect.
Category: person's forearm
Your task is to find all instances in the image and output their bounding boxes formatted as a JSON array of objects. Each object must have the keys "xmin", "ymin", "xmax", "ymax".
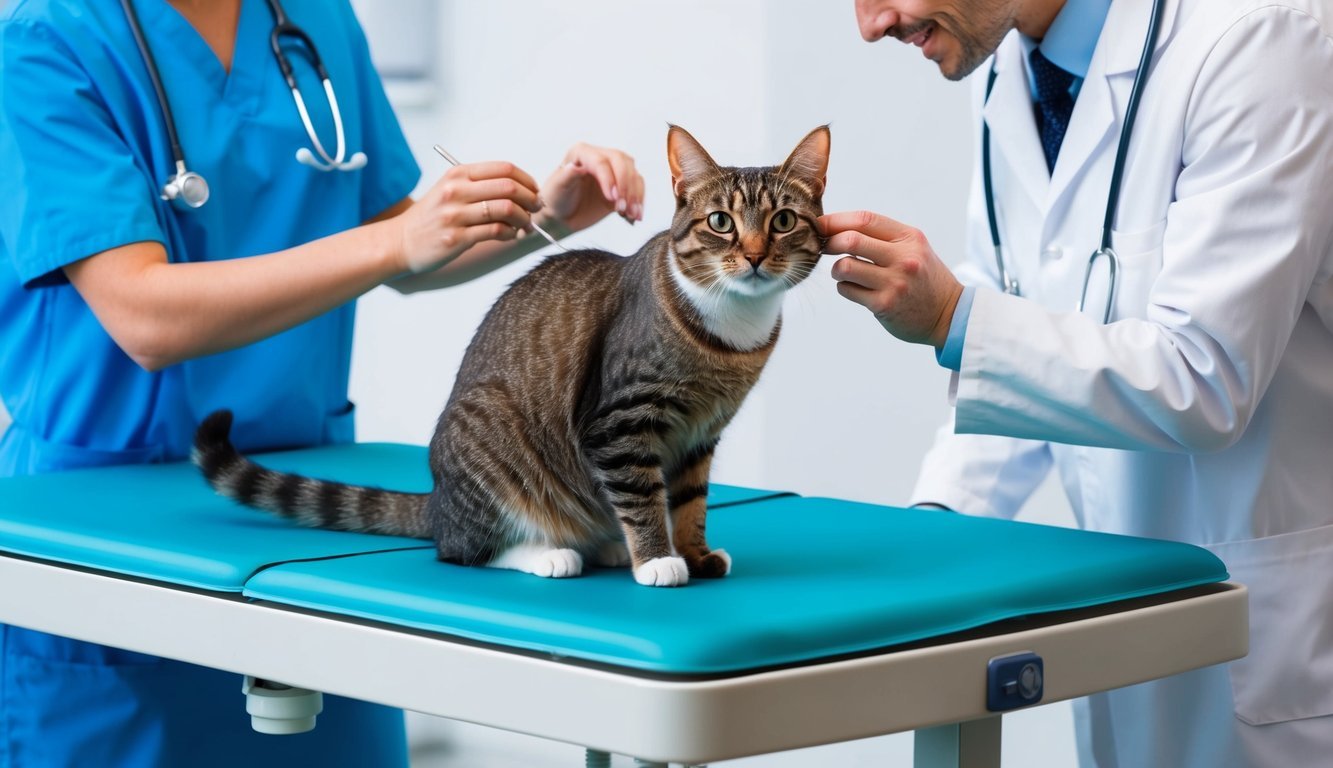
[{"xmin": 66, "ymin": 218, "xmax": 408, "ymax": 371}]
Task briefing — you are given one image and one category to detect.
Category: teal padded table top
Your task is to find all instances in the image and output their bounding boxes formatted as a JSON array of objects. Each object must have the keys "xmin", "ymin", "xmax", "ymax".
[
  {"xmin": 0, "ymin": 443, "xmax": 786, "ymax": 592},
  {"xmin": 244, "ymin": 496, "xmax": 1230, "ymax": 675}
]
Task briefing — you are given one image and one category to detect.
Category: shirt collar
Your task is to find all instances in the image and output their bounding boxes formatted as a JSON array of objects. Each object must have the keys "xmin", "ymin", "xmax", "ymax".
[{"xmin": 1029, "ymin": 0, "xmax": 1112, "ymax": 78}]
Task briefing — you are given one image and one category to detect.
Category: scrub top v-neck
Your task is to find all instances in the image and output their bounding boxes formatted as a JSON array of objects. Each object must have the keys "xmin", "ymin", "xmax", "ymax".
[{"xmin": 0, "ymin": 0, "xmax": 421, "ymax": 476}]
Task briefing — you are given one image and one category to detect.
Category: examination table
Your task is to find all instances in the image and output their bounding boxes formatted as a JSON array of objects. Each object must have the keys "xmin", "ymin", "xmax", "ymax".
[{"xmin": 0, "ymin": 443, "xmax": 1247, "ymax": 767}]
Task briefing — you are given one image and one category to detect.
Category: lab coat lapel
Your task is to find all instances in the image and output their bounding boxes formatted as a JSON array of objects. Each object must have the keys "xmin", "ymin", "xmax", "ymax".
[
  {"xmin": 982, "ymin": 39, "xmax": 1048, "ymax": 211},
  {"xmin": 1048, "ymin": 0, "xmax": 1182, "ymax": 208},
  {"xmin": 1046, "ymin": 69, "xmax": 1115, "ymax": 207},
  {"xmin": 1100, "ymin": 0, "xmax": 1181, "ymax": 76}
]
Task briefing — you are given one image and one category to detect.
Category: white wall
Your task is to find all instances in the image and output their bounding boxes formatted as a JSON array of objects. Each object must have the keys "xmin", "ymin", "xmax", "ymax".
[{"xmin": 348, "ymin": 1, "xmax": 1076, "ymax": 765}]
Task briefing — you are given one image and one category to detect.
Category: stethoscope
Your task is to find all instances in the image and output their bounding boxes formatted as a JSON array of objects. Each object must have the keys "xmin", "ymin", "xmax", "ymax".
[
  {"xmin": 982, "ymin": 0, "xmax": 1165, "ymax": 324},
  {"xmin": 120, "ymin": 0, "xmax": 368, "ymax": 210}
]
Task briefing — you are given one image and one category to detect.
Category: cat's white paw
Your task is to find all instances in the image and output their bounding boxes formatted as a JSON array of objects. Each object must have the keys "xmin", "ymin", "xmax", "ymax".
[
  {"xmin": 634, "ymin": 556, "xmax": 689, "ymax": 587},
  {"xmin": 489, "ymin": 545, "xmax": 583, "ymax": 578},
  {"xmin": 533, "ymin": 548, "xmax": 583, "ymax": 578},
  {"xmin": 594, "ymin": 540, "xmax": 631, "ymax": 567},
  {"xmin": 538, "ymin": 549, "xmax": 586, "ymax": 578}
]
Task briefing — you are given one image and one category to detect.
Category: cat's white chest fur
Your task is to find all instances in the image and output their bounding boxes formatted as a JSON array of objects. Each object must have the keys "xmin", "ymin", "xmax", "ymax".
[{"xmin": 669, "ymin": 250, "xmax": 784, "ymax": 351}]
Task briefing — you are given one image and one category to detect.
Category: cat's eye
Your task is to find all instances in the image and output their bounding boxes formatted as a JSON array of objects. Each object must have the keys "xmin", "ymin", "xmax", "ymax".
[
  {"xmin": 771, "ymin": 209, "xmax": 797, "ymax": 233},
  {"xmin": 707, "ymin": 212, "xmax": 734, "ymax": 234}
]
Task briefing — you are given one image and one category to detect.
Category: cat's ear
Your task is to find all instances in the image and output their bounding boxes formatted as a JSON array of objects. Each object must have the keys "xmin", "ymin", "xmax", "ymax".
[
  {"xmin": 667, "ymin": 125, "xmax": 721, "ymax": 199},
  {"xmin": 778, "ymin": 125, "xmax": 831, "ymax": 197}
]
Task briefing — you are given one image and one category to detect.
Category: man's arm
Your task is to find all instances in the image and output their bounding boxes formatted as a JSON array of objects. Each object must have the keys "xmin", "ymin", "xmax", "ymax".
[{"xmin": 825, "ymin": 11, "xmax": 1333, "ymax": 453}]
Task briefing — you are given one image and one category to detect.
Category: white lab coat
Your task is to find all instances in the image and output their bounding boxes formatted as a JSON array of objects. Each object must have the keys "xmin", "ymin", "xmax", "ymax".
[{"xmin": 909, "ymin": 0, "xmax": 1333, "ymax": 765}]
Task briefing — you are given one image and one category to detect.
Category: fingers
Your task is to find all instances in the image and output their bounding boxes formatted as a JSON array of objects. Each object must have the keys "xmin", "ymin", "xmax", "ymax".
[
  {"xmin": 606, "ymin": 150, "xmax": 642, "ymax": 220},
  {"xmin": 463, "ymin": 198, "xmax": 532, "ymax": 231},
  {"xmin": 834, "ymin": 276, "xmax": 878, "ymax": 309},
  {"xmin": 826, "ymin": 229, "xmax": 965, "ymax": 347},
  {"xmin": 818, "ymin": 210, "xmax": 919, "ymax": 244},
  {"xmin": 457, "ymin": 221, "xmax": 520, "ymax": 249},
  {"xmin": 820, "ymin": 213, "xmax": 931, "ymax": 269},
  {"xmin": 401, "ymin": 161, "xmax": 544, "ymax": 273},
  {"xmin": 829, "ymin": 255, "xmax": 891, "ymax": 292},
  {"xmin": 450, "ymin": 160, "xmax": 541, "ymax": 194},
  {"xmin": 563, "ymin": 143, "xmax": 644, "ymax": 222},
  {"xmin": 627, "ymin": 171, "xmax": 645, "ymax": 222},
  {"xmin": 440, "ymin": 169, "xmax": 542, "ymax": 214},
  {"xmin": 569, "ymin": 151, "xmax": 617, "ymax": 208},
  {"xmin": 830, "ymin": 255, "xmax": 907, "ymax": 322}
]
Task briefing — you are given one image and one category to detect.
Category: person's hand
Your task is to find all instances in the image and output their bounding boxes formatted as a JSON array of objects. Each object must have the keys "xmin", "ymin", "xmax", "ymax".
[
  {"xmin": 820, "ymin": 210, "xmax": 965, "ymax": 348},
  {"xmin": 394, "ymin": 161, "xmax": 542, "ymax": 274},
  {"xmin": 538, "ymin": 142, "xmax": 645, "ymax": 234}
]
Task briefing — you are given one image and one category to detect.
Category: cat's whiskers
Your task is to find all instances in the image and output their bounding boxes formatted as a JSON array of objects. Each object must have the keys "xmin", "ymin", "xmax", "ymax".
[
  {"xmin": 782, "ymin": 257, "xmax": 821, "ymax": 319},
  {"xmin": 701, "ymin": 268, "xmax": 738, "ymax": 319}
]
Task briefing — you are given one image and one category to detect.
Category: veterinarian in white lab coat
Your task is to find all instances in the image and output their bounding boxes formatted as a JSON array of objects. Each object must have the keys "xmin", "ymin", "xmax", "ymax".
[{"xmin": 822, "ymin": 0, "xmax": 1333, "ymax": 765}]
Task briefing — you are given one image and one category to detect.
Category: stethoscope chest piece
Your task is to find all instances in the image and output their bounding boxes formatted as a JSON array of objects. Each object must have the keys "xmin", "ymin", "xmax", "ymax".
[
  {"xmin": 981, "ymin": 0, "xmax": 1164, "ymax": 324},
  {"xmin": 1079, "ymin": 246, "xmax": 1120, "ymax": 324},
  {"xmin": 162, "ymin": 161, "xmax": 210, "ymax": 208}
]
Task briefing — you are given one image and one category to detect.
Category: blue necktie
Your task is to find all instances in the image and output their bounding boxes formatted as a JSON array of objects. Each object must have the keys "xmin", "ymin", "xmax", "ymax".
[{"xmin": 1029, "ymin": 48, "xmax": 1076, "ymax": 173}]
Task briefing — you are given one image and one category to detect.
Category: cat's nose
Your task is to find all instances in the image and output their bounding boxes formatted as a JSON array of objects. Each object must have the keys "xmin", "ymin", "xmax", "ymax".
[{"xmin": 743, "ymin": 253, "xmax": 767, "ymax": 270}]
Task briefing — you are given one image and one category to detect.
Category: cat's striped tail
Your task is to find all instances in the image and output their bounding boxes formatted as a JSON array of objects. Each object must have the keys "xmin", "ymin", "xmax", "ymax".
[{"xmin": 192, "ymin": 410, "xmax": 432, "ymax": 539}]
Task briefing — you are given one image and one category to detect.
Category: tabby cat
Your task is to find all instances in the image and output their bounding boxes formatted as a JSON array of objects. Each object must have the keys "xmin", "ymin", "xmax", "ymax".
[{"xmin": 193, "ymin": 124, "xmax": 829, "ymax": 587}]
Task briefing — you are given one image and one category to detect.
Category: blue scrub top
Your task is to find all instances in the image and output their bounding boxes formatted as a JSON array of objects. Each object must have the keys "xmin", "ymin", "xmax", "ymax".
[{"xmin": 0, "ymin": 0, "xmax": 421, "ymax": 475}]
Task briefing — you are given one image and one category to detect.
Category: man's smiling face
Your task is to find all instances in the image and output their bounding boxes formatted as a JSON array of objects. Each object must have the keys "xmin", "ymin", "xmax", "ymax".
[{"xmin": 854, "ymin": 0, "xmax": 1022, "ymax": 80}]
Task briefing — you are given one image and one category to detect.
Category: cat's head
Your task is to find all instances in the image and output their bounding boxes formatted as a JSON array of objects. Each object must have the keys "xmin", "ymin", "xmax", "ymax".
[{"xmin": 666, "ymin": 125, "xmax": 829, "ymax": 300}]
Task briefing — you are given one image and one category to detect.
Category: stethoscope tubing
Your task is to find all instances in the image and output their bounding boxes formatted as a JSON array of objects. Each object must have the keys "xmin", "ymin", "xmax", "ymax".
[
  {"xmin": 119, "ymin": 0, "xmax": 183, "ymax": 168},
  {"xmin": 123, "ymin": 0, "xmax": 364, "ymax": 210},
  {"xmin": 982, "ymin": 0, "xmax": 1167, "ymax": 323}
]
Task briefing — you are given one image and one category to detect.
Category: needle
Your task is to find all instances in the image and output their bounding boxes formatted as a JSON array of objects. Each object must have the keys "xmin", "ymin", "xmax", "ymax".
[{"xmin": 432, "ymin": 144, "xmax": 568, "ymax": 252}]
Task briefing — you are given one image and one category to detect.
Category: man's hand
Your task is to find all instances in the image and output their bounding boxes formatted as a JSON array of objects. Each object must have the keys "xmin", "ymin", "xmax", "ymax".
[{"xmin": 820, "ymin": 210, "xmax": 965, "ymax": 348}]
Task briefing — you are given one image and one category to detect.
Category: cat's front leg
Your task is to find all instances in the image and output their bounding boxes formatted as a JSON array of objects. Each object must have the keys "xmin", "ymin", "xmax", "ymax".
[
  {"xmin": 668, "ymin": 439, "xmax": 731, "ymax": 578},
  {"xmin": 585, "ymin": 435, "xmax": 688, "ymax": 587},
  {"xmin": 611, "ymin": 474, "xmax": 689, "ymax": 587}
]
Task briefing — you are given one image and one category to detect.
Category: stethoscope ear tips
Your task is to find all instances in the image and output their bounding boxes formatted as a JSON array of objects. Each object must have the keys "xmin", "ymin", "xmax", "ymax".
[{"xmin": 295, "ymin": 147, "xmax": 367, "ymax": 172}]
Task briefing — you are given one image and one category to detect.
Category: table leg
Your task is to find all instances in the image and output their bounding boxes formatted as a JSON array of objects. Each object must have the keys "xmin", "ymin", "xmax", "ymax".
[{"xmin": 913, "ymin": 716, "xmax": 1001, "ymax": 768}]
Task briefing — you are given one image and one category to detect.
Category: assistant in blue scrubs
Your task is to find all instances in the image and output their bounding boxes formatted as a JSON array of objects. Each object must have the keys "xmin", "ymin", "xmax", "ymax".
[
  {"xmin": 0, "ymin": 0, "xmax": 646, "ymax": 760},
  {"xmin": 0, "ymin": 0, "xmax": 417, "ymax": 764}
]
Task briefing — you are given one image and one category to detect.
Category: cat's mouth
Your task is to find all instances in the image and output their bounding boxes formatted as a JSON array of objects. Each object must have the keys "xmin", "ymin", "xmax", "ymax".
[
  {"xmin": 726, "ymin": 267, "xmax": 783, "ymax": 296},
  {"xmin": 737, "ymin": 264, "xmax": 774, "ymax": 281}
]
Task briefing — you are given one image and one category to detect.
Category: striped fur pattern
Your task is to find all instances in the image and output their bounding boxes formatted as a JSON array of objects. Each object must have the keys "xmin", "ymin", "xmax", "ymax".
[
  {"xmin": 192, "ymin": 410, "xmax": 432, "ymax": 538},
  {"xmin": 194, "ymin": 125, "xmax": 830, "ymax": 587}
]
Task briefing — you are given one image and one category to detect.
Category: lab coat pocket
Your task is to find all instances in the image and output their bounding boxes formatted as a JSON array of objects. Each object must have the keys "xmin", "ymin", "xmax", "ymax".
[
  {"xmin": 1206, "ymin": 522, "xmax": 1333, "ymax": 725},
  {"xmin": 1104, "ymin": 218, "xmax": 1166, "ymax": 321}
]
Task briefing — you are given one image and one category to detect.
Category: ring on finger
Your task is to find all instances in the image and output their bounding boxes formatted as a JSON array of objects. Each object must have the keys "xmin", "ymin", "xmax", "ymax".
[{"xmin": 481, "ymin": 199, "xmax": 491, "ymax": 221}]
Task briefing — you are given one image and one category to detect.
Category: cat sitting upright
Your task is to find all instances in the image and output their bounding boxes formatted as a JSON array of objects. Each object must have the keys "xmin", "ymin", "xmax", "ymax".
[{"xmin": 193, "ymin": 124, "xmax": 830, "ymax": 587}]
